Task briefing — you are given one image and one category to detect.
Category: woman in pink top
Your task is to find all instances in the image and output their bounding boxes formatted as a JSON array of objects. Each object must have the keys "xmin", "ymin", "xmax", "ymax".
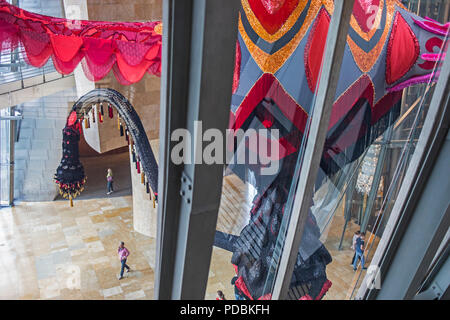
[{"xmin": 118, "ymin": 241, "xmax": 130, "ymax": 280}]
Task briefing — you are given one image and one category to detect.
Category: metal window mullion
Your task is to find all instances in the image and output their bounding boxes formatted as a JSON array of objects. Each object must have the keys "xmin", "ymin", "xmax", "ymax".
[
  {"xmin": 171, "ymin": 0, "xmax": 240, "ymax": 299},
  {"xmin": 154, "ymin": 0, "xmax": 194, "ymax": 300},
  {"xmin": 155, "ymin": 0, "xmax": 240, "ymax": 300},
  {"xmin": 271, "ymin": 0, "xmax": 355, "ymax": 300}
]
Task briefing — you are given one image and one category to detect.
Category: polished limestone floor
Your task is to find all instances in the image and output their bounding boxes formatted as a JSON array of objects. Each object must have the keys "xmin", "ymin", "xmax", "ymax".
[
  {"xmin": 0, "ymin": 196, "xmax": 155, "ymax": 299},
  {"xmin": 0, "ymin": 177, "xmax": 369, "ymax": 300}
]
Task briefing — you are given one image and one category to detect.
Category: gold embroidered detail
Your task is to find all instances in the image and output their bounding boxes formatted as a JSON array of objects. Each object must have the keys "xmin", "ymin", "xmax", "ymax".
[
  {"xmin": 346, "ymin": 0, "xmax": 396, "ymax": 73},
  {"xmin": 239, "ymin": 1, "xmax": 322, "ymax": 74},
  {"xmin": 154, "ymin": 22, "xmax": 162, "ymax": 35},
  {"xmin": 349, "ymin": 0, "xmax": 385, "ymax": 41},
  {"xmin": 241, "ymin": 0, "xmax": 308, "ymax": 43}
]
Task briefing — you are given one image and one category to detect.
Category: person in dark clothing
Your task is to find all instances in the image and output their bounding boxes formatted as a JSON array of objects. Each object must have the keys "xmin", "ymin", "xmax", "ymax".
[
  {"xmin": 351, "ymin": 230, "xmax": 361, "ymax": 265},
  {"xmin": 231, "ymin": 276, "xmax": 247, "ymax": 300},
  {"xmin": 216, "ymin": 290, "xmax": 226, "ymax": 300},
  {"xmin": 353, "ymin": 232, "xmax": 367, "ymax": 271}
]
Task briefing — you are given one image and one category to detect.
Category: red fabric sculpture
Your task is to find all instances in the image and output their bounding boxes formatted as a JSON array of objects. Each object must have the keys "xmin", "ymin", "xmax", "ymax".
[{"xmin": 0, "ymin": 0, "xmax": 162, "ymax": 85}]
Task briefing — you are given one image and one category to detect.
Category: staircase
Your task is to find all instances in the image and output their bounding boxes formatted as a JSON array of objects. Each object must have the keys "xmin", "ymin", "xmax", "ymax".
[{"xmin": 13, "ymin": 89, "xmax": 78, "ymax": 201}]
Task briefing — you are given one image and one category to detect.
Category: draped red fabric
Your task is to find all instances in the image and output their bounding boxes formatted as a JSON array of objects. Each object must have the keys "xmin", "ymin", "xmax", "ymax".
[{"xmin": 0, "ymin": 1, "xmax": 162, "ymax": 85}]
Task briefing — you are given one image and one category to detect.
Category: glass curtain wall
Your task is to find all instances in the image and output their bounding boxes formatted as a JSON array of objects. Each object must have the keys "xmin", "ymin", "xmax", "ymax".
[
  {"xmin": 204, "ymin": 0, "xmax": 449, "ymax": 300},
  {"xmin": 0, "ymin": 107, "xmax": 14, "ymax": 206}
]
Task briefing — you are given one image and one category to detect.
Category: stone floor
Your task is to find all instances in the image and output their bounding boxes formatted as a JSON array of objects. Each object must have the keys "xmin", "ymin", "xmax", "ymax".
[
  {"xmin": 0, "ymin": 175, "xmax": 373, "ymax": 300},
  {"xmin": 0, "ymin": 196, "xmax": 155, "ymax": 300}
]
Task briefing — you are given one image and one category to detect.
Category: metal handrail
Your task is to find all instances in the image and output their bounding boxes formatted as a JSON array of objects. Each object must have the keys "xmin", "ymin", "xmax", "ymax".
[{"xmin": 0, "ymin": 47, "xmax": 60, "ymax": 86}]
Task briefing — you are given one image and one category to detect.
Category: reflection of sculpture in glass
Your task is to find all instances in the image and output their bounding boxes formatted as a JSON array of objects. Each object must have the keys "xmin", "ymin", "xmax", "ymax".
[
  {"xmin": 356, "ymin": 144, "xmax": 381, "ymax": 194},
  {"xmin": 223, "ymin": 0, "xmax": 448, "ymax": 300}
]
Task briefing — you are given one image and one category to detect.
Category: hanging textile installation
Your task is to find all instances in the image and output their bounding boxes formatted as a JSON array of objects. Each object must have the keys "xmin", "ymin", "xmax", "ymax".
[
  {"xmin": 54, "ymin": 111, "xmax": 85, "ymax": 207},
  {"xmin": 54, "ymin": 89, "xmax": 159, "ymax": 206},
  {"xmin": 0, "ymin": 1, "xmax": 162, "ymax": 85},
  {"xmin": 2, "ymin": 0, "xmax": 448, "ymax": 301},
  {"xmin": 223, "ymin": 0, "xmax": 448, "ymax": 300}
]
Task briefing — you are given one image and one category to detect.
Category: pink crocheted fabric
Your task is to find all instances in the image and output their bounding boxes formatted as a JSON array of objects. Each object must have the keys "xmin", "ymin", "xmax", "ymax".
[{"xmin": 0, "ymin": 0, "xmax": 161, "ymax": 85}]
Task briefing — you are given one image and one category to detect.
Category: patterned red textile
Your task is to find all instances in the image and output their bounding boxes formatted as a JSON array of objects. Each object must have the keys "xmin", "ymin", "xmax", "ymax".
[
  {"xmin": 304, "ymin": 8, "xmax": 330, "ymax": 92},
  {"xmin": 0, "ymin": 1, "xmax": 161, "ymax": 85},
  {"xmin": 352, "ymin": 0, "xmax": 380, "ymax": 33},
  {"xmin": 386, "ymin": 12, "xmax": 420, "ymax": 85},
  {"xmin": 248, "ymin": 0, "xmax": 299, "ymax": 34},
  {"xmin": 232, "ymin": 40, "xmax": 241, "ymax": 94}
]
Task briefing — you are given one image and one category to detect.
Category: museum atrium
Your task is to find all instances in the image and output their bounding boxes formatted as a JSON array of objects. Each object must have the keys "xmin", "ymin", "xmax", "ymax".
[{"xmin": 0, "ymin": 0, "xmax": 448, "ymax": 301}]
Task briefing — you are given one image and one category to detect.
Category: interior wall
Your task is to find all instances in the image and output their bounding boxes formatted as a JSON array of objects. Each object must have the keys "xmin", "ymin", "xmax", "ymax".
[
  {"xmin": 87, "ymin": 0, "xmax": 162, "ymax": 143},
  {"xmin": 85, "ymin": 0, "xmax": 162, "ymax": 237}
]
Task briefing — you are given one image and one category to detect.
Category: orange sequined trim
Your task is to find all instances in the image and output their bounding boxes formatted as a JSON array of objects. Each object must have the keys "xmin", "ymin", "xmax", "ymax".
[
  {"xmin": 349, "ymin": 0, "xmax": 384, "ymax": 41},
  {"xmin": 154, "ymin": 22, "xmax": 162, "ymax": 35},
  {"xmin": 346, "ymin": 0, "xmax": 396, "ymax": 73},
  {"xmin": 239, "ymin": 0, "xmax": 322, "ymax": 74},
  {"xmin": 241, "ymin": 0, "xmax": 308, "ymax": 43}
]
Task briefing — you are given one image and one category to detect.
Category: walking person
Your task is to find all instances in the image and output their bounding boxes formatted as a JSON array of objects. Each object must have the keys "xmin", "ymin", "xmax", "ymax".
[
  {"xmin": 117, "ymin": 241, "xmax": 130, "ymax": 280},
  {"xmin": 231, "ymin": 276, "xmax": 247, "ymax": 300},
  {"xmin": 350, "ymin": 230, "xmax": 361, "ymax": 265},
  {"xmin": 216, "ymin": 290, "xmax": 226, "ymax": 300},
  {"xmin": 106, "ymin": 168, "xmax": 114, "ymax": 195},
  {"xmin": 353, "ymin": 232, "xmax": 367, "ymax": 271}
]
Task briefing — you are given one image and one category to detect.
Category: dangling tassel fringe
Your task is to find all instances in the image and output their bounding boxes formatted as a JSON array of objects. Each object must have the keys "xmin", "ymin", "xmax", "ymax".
[
  {"xmin": 108, "ymin": 104, "xmax": 113, "ymax": 118},
  {"xmin": 153, "ymin": 196, "xmax": 156, "ymax": 208},
  {"xmin": 141, "ymin": 172, "xmax": 145, "ymax": 184},
  {"xmin": 69, "ymin": 195, "xmax": 73, "ymax": 207},
  {"xmin": 100, "ymin": 104, "xmax": 104, "ymax": 116},
  {"xmin": 99, "ymin": 110, "xmax": 103, "ymax": 123},
  {"xmin": 136, "ymin": 160, "xmax": 141, "ymax": 174},
  {"xmin": 120, "ymin": 123, "xmax": 124, "ymax": 136},
  {"xmin": 92, "ymin": 107, "xmax": 96, "ymax": 123},
  {"xmin": 146, "ymin": 182, "xmax": 150, "ymax": 194},
  {"xmin": 117, "ymin": 115, "xmax": 121, "ymax": 130},
  {"xmin": 125, "ymin": 128, "xmax": 129, "ymax": 144}
]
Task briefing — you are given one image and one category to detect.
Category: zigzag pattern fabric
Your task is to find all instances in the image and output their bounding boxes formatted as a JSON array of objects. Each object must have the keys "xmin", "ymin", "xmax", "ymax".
[{"xmin": 225, "ymin": 0, "xmax": 448, "ymax": 300}]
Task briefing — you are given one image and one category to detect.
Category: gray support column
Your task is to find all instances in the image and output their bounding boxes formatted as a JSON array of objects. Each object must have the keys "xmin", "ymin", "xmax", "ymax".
[
  {"xmin": 154, "ymin": 0, "xmax": 194, "ymax": 300},
  {"xmin": 271, "ymin": 0, "xmax": 355, "ymax": 300},
  {"xmin": 155, "ymin": 0, "xmax": 240, "ymax": 300},
  {"xmin": 356, "ymin": 51, "xmax": 450, "ymax": 300}
]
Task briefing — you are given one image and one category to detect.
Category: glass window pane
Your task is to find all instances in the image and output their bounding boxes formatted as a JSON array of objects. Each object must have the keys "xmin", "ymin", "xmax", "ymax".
[
  {"xmin": 205, "ymin": 0, "xmax": 332, "ymax": 300},
  {"xmin": 205, "ymin": 0, "xmax": 449, "ymax": 301}
]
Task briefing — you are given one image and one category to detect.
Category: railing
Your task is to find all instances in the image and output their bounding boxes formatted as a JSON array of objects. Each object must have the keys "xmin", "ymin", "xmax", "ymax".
[{"xmin": 0, "ymin": 47, "xmax": 64, "ymax": 87}]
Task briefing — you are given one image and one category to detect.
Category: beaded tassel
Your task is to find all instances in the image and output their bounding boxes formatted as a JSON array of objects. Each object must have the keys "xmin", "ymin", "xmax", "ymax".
[
  {"xmin": 92, "ymin": 107, "xmax": 96, "ymax": 123},
  {"xmin": 108, "ymin": 104, "xmax": 113, "ymax": 118},
  {"xmin": 125, "ymin": 128, "xmax": 129, "ymax": 144}
]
